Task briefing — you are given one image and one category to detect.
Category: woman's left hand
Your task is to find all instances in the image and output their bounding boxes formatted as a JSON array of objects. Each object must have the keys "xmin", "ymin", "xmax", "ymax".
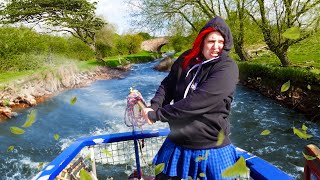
[{"xmin": 142, "ymin": 108, "xmax": 155, "ymax": 125}]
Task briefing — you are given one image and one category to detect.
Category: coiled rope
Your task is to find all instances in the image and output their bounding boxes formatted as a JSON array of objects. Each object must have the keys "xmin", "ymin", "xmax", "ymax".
[{"xmin": 124, "ymin": 88, "xmax": 147, "ymax": 129}]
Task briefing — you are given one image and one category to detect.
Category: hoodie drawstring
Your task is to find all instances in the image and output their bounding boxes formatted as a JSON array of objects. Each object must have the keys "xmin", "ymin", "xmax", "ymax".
[{"xmin": 183, "ymin": 56, "xmax": 220, "ymax": 98}]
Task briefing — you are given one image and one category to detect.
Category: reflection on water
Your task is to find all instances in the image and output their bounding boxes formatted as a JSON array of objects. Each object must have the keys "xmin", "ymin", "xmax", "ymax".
[{"xmin": 0, "ymin": 60, "xmax": 318, "ymax": 179}]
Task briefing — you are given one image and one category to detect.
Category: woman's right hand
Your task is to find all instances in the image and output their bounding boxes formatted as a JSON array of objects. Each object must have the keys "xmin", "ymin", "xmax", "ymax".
[{"xmin": 142, "ymin": 108, "xmax": 155, "ymax": 125}]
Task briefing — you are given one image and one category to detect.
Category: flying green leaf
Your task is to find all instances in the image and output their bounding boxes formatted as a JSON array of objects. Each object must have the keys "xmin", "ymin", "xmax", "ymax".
[
  {"xmin": 307, "ymin": 85, "xmax": 311, "ymax": 90},
  {"xmin": 199, "ymin": 173, "xmax": 206, "ymax": 177},
  {"xmin": 70, "ymin": 96, "xmax": 77, "ymax": 105},
  {"xmin": 38, "ymin": 162, "xmax": 44, "ymax": 168},
  {"xmin": 281, "ymin": 80, "xmax": 290, "ymax": 92},
  {"xmin": 195, "ymin": 151, "xmax": 209, "ymax": 162},
  {"xmin": 205, "ymin": 150, "xmax": 209, "ymax": 158},
  {"xmin": 85, "ymin": 153, "xmax": 91, "ymax": 160},
  {"xmin": 7, "ymin": 146, "xmax": 14, "ymax": 152},
  {"xmin": 79, "ymin": 169, "xmax": 92, "ymax": 180},
  {"xmin": 222, "ymin": 156, "xmax": 249, "ymax": 178},
  {"xmin": 102, "ymin": 149, "xmax": 112, "ymax": 157},
  {"xmin": 282, "ymin": 27, "xmax": 300, "ymax": 40},
  {"xmin": 54, "ymin": 133, "xmax": 59, "ymax": 141},
  {"xmin": 260, "ymin": 130, "xmax": 271, "ymax": 136},
  {"xmin": 293, "ymin": 127, "xmax": 313, "ymax": 140},
  {"xmin": 195, "ymin": 156, "xmax": 206, "ymax": 162},
  {"xmin": 10, "ymin": 126, "xmax": 25, "ymax": 135},
  {"xmin": 155, "ymin": 163, "xmax": 165, "ymax": 176},
  {"xmin": 302, "ymin": 152, "xmax": 317, "ymax": 160},
  {"xmin": 302, "ymin": 124, "xmax": 308, "ymax": 131},
  {"xmin": 216, "ymin": 130, "xmax": 225, "ymax": 146},
  {"xmin": 22, "ymin": 110, "xmax": 37, "ymax": 128}
]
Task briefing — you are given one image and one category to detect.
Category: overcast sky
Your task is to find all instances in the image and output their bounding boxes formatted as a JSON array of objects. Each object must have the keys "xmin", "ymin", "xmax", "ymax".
[{"xmin": 96, "ymin": 0, "xmax": 132, "ymax": 34}]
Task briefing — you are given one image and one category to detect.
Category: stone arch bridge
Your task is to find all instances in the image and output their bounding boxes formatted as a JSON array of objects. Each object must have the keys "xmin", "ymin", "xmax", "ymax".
[{"xmin": 141, "ymin": 37, "xmax": 169, "ymax": 53}]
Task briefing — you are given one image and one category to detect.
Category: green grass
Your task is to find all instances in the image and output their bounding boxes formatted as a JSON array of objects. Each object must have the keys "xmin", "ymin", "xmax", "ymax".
[
  {"xmin": 104, "ymin": 51, "xmax": 159, "ymax": 67},
  {"xmin": 0, "ymin": 70, "xmax": 35, "ymax": 85},
  {"xmin": 0, "ymin": 57, "xmax": 97, "ymax": 87},
  {"xmin": 76, "ymin": 59, "xmax": 104, "ymax": 71},
  {"xmin": 247, "ymin": 32, "xmax": 320, "ymax": 69}
]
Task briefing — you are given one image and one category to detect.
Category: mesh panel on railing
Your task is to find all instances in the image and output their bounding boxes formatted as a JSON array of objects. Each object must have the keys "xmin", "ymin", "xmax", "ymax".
[
  {"xmin": 92, "ymin": 136, "xmax": 166, "ymax": 166},
  {"xmin": 57, "ymin": 136, "xmax": 167, "ymax": 179}
]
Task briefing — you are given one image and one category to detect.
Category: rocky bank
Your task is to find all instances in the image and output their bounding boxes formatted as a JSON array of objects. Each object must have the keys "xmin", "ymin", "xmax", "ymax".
[{"xmin": 0, "ymin": 64, "xmax": 129, "ymax": 120}]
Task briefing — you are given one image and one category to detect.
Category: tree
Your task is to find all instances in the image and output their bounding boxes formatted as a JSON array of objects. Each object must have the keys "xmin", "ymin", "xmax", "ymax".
[
  {"xmin": 123, "ymin": 34, "xmax": 144, "ymax": 54},
  {"xmin": 138, "ymin": 32, "xmax": 153, "ymax": 40},
  {"xmin": 129, "ymin": 0, "xmax": 252, "ymax": 61},
  {"xmin": 224, "ymin": 0, "xmax": 252, "ymax": 61},
  {"xmin": 95, "ymin": 24, "xmax": 117, "ymax": 58},
  {"xmin": 129, "ymin": 0, "xmax": 207, "ymax": 34},
  {"xmin": 247, "ymin": 0, "xmax": 320, "ymax": 66},
  {"xmin": 0, "ymin": 0, "xmax": 105, "ymax": 60}
]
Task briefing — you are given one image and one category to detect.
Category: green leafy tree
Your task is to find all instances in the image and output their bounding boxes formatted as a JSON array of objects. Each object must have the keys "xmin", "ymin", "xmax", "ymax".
[
  {"xmin": 0, "ymin": 0, "xmax": 105, "ymax": 60},
  {"xmin": 138, "ymin": 32, "xmax": 153, "ymax": 40},
  {"xmin": 247, "ymin": 0, "xmax": 320, "ymax": 66},
  {"xmin": 95, "ymin": 24, "xmax": 117, "ymax": 58},
  {"xmin": 114, "ymin": 35, "xmax": 129, "ymax": 55},
  {"xmin": 124, "ymin": 34, "xmax": 144, "ymax": 54}
]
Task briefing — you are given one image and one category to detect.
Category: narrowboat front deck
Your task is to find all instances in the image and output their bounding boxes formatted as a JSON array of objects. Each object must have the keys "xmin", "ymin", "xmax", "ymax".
[{"xmin": 33, "ymin": 128, "xmax": 295, "ymax": 180}]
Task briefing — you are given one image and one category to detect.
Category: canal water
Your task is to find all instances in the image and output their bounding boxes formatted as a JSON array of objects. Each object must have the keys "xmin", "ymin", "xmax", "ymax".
[{"xmin": 0, "ymin": 60, "xmax": 319, "ymax": 179}]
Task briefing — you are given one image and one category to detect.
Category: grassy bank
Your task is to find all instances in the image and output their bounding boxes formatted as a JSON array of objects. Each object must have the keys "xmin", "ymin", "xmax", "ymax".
[
  {"xmin": 0, "ymin": 51, "xmax": 159, "ymax": 87},
  {"xmin": 103, "ymin": 51, "xmax": 160, "ymax": 67}
]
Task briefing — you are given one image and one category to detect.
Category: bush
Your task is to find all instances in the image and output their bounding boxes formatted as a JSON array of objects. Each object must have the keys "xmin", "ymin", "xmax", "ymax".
[{"xmin": 238, "ymin": 62, "xmax": 320, "ymax": 86}]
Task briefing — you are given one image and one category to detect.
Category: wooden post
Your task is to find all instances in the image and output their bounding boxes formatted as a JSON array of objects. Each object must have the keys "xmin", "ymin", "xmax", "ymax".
[{"xmin": 303, "ymin": 144, "xmax": 320, "ymax": 180}]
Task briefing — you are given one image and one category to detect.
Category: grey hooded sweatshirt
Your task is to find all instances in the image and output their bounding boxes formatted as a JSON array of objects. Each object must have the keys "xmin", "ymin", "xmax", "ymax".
[{"xmin": 148, "ymin": 16, "xmax": 239, "ymax": 149}]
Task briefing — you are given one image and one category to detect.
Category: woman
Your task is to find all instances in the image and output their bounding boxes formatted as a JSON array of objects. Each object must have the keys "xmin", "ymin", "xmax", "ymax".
[{"xmin": 143, "ymin": 16, "xmax": 239, "ymax": 180}]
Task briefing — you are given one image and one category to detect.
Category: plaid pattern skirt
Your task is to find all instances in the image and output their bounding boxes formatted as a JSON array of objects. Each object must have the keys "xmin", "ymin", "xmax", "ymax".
[{"xmin": 153, "ymin": 138, "xmax": 238, "ymax": 180}]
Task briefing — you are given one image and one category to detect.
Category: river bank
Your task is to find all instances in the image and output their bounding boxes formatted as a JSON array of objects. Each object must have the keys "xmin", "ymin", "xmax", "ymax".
[
  {"xmin": 0, "ymin": 64, "xmax": 130, "ymax": 120},
  {"xmin": 237, "ymin": 62, "xmax": 320, "ymax": 123}
]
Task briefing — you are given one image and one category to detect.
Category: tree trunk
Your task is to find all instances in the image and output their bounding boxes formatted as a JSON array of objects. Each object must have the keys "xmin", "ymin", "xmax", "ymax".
[
  {"xmin": 275, "ymin": 49, "xmax": 291, "ymax": 66},
  {"xmin": 234, "ymin": 41, "xmax": 250, "ymax": 61},
  {"xmin": 89, "ymin": 43, "xmax": 103, "ymax": 63}
]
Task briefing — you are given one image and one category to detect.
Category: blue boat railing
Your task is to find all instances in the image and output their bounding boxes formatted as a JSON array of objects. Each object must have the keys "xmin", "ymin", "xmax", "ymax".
[{"xmin": 33, "ymin": 128, "xmax": 294, "ymax": 180}]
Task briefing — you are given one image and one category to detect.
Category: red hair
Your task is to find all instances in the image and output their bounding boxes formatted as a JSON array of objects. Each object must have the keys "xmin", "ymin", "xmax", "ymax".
[{"xmin": 182, "ymin": 27, "xmax": 216, "ymax": 70}]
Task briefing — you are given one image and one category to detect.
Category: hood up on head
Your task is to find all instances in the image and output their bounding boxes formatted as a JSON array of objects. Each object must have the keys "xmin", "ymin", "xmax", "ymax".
[{"xmin": 199, "ymin": 16, "xmax": 233, "ymax": 54}]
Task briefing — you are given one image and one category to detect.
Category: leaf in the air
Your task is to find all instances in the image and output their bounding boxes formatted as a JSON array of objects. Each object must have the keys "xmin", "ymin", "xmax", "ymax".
[
  {"xmin": 79, "ymin": 169, "xmax": 92, "ymax": 180},
  {"xmin": 155, "ymin": 163, "xmax": 165, "ymax": 176},
  {"xmin": 205, "ymin": 150, "xmax": 209, "ymax": 158},
  {"xmin": 307, "ymin": 85, "xmax": 311, "ymax": 90},
  {"xmin": 199, "ymin": 173, "xmax": 206, "ymax": 177},
  {"xmin": 54, "ymin": 133, "xmax": 59, "ymax": 141},
  {"xmin": 260, "ymin": 130, "xmax": 271, "ymax": 136},
  {"xmin": 293, "ymin": 127, "xmax": 313, "ymax": 139},
  {"xmin": 85, "ymin": 153, "xmax": 91, "ymax": 160},
  {"xmin": 70, "ymin": 96, "xmax": 77, "ymax": 105},
  {"xmin": 38, "ymin": 162, "xmax": 44, "ymax": 168},
  {"xmin": 222, "ymin": 156, "xmax": 249, "ymax": 178},
  {"xmin": 302, "ymin": 124, "xmax": 308, "ymax": 131},
  {"xmin": 7, "ymin": 146, "xmax": 14, "ymax": 152},
  {"xmin": 10, "ymin": 126, "xmax": 25, "ymax": 135},
  {"xmin": 281, "ymin": 80, "xmax": 290, "ymax": 92},
  {"xmin": 216, "ymin": 130, "xmax": 225, "ymax": 146},
  {"xmin": 102, "ymin": 149, "xmax": 112, "ymax": 157},
  {"xmin": 282, "ymin": 27, "xmax": 300, "ymax": 40},
  {"xmin": 302, "ymin": 152, "xmax": 317, "ymax": 160},
  {"xmin": 22, "ymin": 110, "xmax": 37, "ymax": 128},
  {"xmin": 195, "ymin": 156, "xmax": 206, "ymax": 162}
]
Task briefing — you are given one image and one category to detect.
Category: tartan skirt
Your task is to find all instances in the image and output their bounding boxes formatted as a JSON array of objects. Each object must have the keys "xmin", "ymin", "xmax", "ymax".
[{"xmin": 152, "ymin": 138, "xmax": 238, "ymax": 180}]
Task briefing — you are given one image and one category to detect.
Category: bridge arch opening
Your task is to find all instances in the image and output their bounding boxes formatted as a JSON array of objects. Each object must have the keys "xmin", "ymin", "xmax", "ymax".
[{"xmin": 157, "ymin": 43, "xmax": 168, "ymax": 54}]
